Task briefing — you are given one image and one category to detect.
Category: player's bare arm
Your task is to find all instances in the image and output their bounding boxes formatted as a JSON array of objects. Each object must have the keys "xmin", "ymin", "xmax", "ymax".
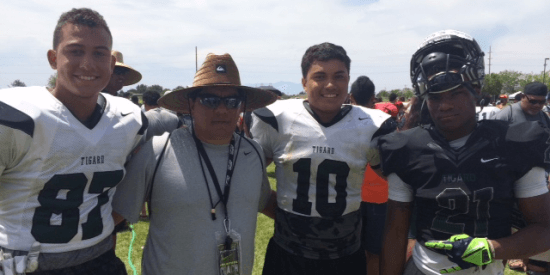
[
  {"xmin": 112, "ymin": 211, "xmax": 125, "ymax": 225},
  {"xmin": 490, "ymin": 192, "xmax": 550, "ymax": 259},
  {"xmin": 381, "ymin": 199, "xmax": 411, "ymax": 275},
  {"xmin": 260, "ymin": 190, "xmax": 277, "ymax": 219}
]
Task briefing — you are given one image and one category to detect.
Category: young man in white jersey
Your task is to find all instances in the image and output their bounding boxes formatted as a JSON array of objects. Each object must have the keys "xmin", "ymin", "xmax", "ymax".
[
  {"xmin": 0, "ymin": 8, "xmax": 146, "ymax": 274},
  {"xmin": 251, "ymin": 42, "xmax": 395, "ymax": 275}
]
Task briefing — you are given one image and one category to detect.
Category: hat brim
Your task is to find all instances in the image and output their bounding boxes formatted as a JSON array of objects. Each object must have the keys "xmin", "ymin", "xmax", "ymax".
[
  {"xmin": 158, "ymin": 84, "xmax": 277, "ymax": 113},
  {"xmin": 115, "ymin": 63, "xmax": 142, "ymax": 86}
]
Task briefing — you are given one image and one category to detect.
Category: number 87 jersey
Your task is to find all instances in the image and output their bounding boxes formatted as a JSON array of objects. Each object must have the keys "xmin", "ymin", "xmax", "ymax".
[
  {"xmin": 0, "ymin": 87, "xmax": 146, "ymax": 254},
  {"xmin": 251, "ymin": 99, "xmax": 393, "ymax": 259}
]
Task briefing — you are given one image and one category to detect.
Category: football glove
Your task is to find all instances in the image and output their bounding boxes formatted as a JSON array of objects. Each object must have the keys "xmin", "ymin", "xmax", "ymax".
[{"xmin": 425, "ymin": 234, "xmax": 494, "ymax": 274}]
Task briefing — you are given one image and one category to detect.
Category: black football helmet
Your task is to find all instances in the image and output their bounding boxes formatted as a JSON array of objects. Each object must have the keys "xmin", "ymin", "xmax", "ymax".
[{"xmin": 410, "ymin": 30, "xmax": 485, "ymax": 99}]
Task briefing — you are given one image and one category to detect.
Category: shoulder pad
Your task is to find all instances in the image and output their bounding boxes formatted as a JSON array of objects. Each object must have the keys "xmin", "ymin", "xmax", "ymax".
[
  {"xmin": 0, "ymin": 101, "xmax": 34, "ymax": 137},
  {"xmin": 378, "ymin": 127, "xmax": 426, "ymax": 176},
  {"xmin": 253, "ymin": 107, "xmax": 278, "ymax": 132}
]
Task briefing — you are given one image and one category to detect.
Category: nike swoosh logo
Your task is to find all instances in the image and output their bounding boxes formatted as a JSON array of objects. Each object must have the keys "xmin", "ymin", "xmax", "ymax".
[
  {"xmin": 244, "ymin": 151, "xmax": 251, "ymax": 156},
  {"xmin": 121, "ymin": 112, "xmax": 132, "ymax": 117},
  {"xmin": 358, "ymin": 117, "xmax": 369, "ymax": 120},
  {"xmin": 480, "ymin": 157, "xmax": 498, "ymax": 163}
]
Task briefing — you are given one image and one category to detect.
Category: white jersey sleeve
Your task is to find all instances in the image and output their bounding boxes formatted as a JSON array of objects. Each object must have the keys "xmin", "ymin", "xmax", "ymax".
[
  {"xmin": 250, "ymin": 109, "xmax": 276, "ymax": 160},
  {"xmin": 387, "ymin": 173, "xmax": 414, "ymax": 202},
  {"xmin": 514, "ymin": 167, "xmax": 548, "ymax": 198}
]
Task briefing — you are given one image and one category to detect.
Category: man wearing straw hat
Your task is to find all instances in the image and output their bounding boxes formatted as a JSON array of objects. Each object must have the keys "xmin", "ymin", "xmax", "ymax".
[
  {"xmin": 112, "ymin": 53, "xmax": 277, "ymax": 275},
  {"xmin": 103, "ymin": 50, "xmax": 142, "ymax": 96},
  {"xmin": 251, "ymin": 42, "xmax": 396, "ymax": 275}
]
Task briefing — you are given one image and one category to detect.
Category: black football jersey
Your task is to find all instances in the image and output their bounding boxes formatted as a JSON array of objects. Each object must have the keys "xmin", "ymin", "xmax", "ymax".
[{"xmin": 378, "ymin": 120, "xmax": 550, "ymax": 244}]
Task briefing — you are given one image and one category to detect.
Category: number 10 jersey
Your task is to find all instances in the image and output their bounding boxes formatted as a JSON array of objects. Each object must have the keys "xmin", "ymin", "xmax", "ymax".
[{"xmin": 251, "ymin": 99, "xmax": 393, "ymax": 259}]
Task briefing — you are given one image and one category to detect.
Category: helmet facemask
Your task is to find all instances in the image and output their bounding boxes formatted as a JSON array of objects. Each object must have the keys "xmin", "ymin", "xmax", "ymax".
[{"xmin": 410, "ymin": 30, "xmax": 485, "ymax": 100}]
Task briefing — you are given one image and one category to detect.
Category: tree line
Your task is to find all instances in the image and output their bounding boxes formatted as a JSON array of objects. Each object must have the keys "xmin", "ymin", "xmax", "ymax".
[
  {"xmin": 482, "ymin": 70, "xmax": 550, "ymax": 96},
  {"xmin": 9, "ymin": 70, "xmax": 550, "ymax": 98}
]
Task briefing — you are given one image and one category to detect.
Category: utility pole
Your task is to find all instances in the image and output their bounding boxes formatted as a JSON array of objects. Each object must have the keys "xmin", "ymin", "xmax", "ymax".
[
  {"xmin": 544, "ymin": 58, "xmax": 549, "ymax": 83},
  {"xmin": 487, "ymin": 46, "xmax": 492, "ymax": 74},
  {"xmin": 195, "ymin": 47, "xmax": 198, "ymax": 72}
]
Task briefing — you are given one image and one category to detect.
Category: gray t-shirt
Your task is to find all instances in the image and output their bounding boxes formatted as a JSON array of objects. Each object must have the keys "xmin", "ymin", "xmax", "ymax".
[
  {"xmin": 112, "ymin": 128, "xmax": 271, "ymax": 275},
  {"xmin": 492, "ymin": 102, "xmax": 550, "ymax": 127},
  {"xmin": 144, "ymin": 107, "xmax": 181, "ymax": 140}
]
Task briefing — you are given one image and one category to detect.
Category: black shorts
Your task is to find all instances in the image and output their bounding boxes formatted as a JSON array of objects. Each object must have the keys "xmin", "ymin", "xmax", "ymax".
[
  {"xmin": 262, "ymin": 238, "xmax": 366, "ymax": 275},
  {"xmin": 30, "ymin": 249, "xmax": 127, "ymax": 275},
  {"xmin": 360, "ymin": 201, "xmax": 387, "ymax": 255}
]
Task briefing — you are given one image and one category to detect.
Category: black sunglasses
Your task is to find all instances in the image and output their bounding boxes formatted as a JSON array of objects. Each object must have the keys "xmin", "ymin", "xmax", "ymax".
[
  {"xmin": 524, "ymin": 94, "xmax": 546, "ymax": 105},
  {"xmin": 113, "ymin": 67, "xmax": 128, "ymax": 76},
  {"xmin": 197, "ymin": 94, "xmax": 244, "ymax": 109}
]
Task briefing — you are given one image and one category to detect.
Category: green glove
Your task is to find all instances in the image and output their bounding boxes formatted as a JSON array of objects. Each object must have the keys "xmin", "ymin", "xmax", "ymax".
[{"xmin": 425, "ymin": 234, "xmax": 494, "ymax": 274}]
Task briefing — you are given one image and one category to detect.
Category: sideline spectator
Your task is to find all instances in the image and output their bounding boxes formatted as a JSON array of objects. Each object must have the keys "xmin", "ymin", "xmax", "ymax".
[
  {"xmin": 493, "ymin": 82, "xmax": 550, "ymax": 127},
  {"xmin": 112, "ymin": 53, "xmax": 277, "ymax": 275},
  {"xmin": 103, "ymin": 50, "xmax": 142, "ymax": 96},
  {"xmin": 131, "ymin": 95, "xmax": 140, "ymax": 106},
  {"xmin": 350, "ymin": 75, "xmax": 395, "ymax": 275},
  {"xmin": 476, "ymin": 96, "xmax": 500, "ymax": 121},
  {"xmin": 388, "ymin": 93, "xmax": 398, "ymax": 104},
  {"xmin": 491, "ymin": 81, "xmax": 550, "ymax": 273},
  {"xmin": 496, "ymin": 94, "xmax": 508, "ymax": 109},
  {"xmin": 375, "ymin": 101, "xmax": 398, "ymax": 119}
]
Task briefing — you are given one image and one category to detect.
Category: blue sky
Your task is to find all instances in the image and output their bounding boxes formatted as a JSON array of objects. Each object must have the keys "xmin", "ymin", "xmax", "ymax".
[{"xmin": 1, "ymin": 0, "xmax": 548, "ymax": 94}]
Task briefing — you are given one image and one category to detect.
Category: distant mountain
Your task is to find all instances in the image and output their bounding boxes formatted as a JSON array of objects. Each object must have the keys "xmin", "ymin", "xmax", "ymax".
[{"xmin": 246, "ymin": 81, "xmax": 303, "ymax": 95}]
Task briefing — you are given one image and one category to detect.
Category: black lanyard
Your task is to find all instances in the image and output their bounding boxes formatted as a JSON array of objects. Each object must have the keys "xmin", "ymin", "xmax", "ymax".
[{"xmin": 192, "ymin": 132, "xmax": 242, "ymax": 222}]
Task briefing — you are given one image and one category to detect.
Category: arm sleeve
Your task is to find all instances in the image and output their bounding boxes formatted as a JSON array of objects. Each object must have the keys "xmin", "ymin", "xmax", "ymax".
[
  {"xmin": 491, "ymin": 105, "xmax": 512, "ymax": 121},
  {"xmin": 112, "ymin": 134, "xmax": 167, "ymax": 224},
  {"xmin": 387, "ymin": 173, "xmax": 414, "ymax": 202},
  {"xmin": 369, "ymin": 117, "xmax": 398, "ymax": 168},
  {"xmin": 514, "ymin": 167, "xmax": 549, "ymax": 198},
  {"xmin": 378, "ymin": 131, "xmax": 411, "ymax": 177},
  {"xmin": 144, "ymin": 109, "xmax": 180, "ymax": 141},
  {"xmin": 0, "ymin": 125, "xmax": 30, "ymax": 175}
]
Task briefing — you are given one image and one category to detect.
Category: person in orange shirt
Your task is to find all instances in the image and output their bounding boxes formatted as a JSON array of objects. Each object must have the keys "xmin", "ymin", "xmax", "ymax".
[{"xmin": 350, "ymin": 76, "xmax": 395, "ymax": 275}]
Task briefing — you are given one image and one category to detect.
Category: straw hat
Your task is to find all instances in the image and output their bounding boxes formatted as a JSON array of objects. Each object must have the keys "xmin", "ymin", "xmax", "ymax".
[
  {"xmin": 158, "ymin": 53, "xmax": 276, "ymax": 113},
  {"xmin": 112, "ymin": 50, "xmax": 142, "ymax": 86}
]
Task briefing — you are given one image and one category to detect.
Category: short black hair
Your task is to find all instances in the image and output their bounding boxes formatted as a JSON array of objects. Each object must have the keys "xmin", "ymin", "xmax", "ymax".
[
  {"xmin": 53, "ymin": 8, "xmax": 112, "ymax": 50},
  {"xmin": 301, "ymin": 42, "xmax": 351, "ymax": 78},
  {"xmin": 131, "ymin": 95, "xmax": 140, "ymax": 104},
  {"xmin": 142, "ymin": 91, "xmax": 161, "ymax": 106},
  {"xmin": 350, "ymin": 76, "xmax": 375, "ymax": 107},
  {"xmin": 389, "ymin": 93, "xmax": 398, "ymax": 102}
]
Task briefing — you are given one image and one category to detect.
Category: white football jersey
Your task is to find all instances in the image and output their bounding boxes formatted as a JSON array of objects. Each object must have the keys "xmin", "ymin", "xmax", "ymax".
[
  {"xmin": 0, "ymin": 87, "xmax": 146, "ymax": 253},
  {"xmin": 251, "ymin": 99, "xmax": 391, "ymax": 218},
  {"xmin": 476, "ymin": 106, "xmax": 500, "ymax": 121}
]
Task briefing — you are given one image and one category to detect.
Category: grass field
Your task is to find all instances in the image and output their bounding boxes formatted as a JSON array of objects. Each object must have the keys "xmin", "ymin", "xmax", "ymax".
[{"xmin": 114, "ymin": 163, "xmax": 524, "ymax": 275}]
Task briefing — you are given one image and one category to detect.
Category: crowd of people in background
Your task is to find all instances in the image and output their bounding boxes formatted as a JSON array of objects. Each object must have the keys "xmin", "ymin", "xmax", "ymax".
[{"xmin": 1, "ymin": 7, "xmax": 550, "ymax": 275}]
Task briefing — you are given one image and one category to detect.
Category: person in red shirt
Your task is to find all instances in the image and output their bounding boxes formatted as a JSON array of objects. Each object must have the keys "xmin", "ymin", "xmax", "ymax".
[{"xmin": 350, "ymin": 76, "xmax": 396, "ymax": 275}]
